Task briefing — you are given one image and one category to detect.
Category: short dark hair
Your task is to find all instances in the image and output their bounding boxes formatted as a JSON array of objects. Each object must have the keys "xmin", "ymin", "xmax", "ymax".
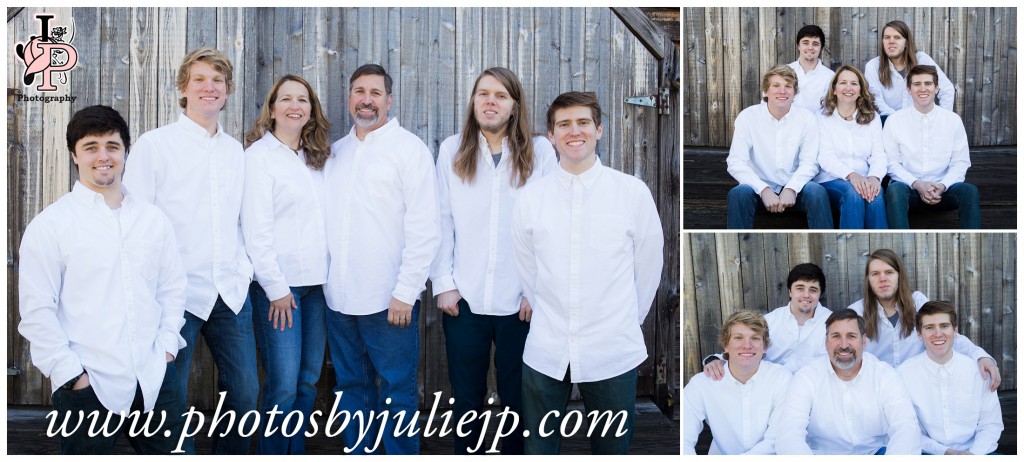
[
  {"xmin": 796, "ymin": 24, "xmax": 826, "ymax": 49},
  {"xmin": 787, "ymin": 263, "xmax": 826, "ymax": 294},
  {"xmin": 906, "ymin": 64, "xmax": 939, "ymax": 89},
  {"xmin": 349, "ymin": 63, "xmax": 393, "ymax": 95},
  {"xmin": 66, "ymin": 105, "xmax": 130, "ymax": 153},
  {"xmin": 546, "ymin": 91, "xmax": 602, "ymax": 134},
  {"xmin": 825, "ymin": 308, "xmax": 866, "ymax": 336},
  {"xmin": 916, "ymin": 301, "xmax": 958, "ymax": 332}
]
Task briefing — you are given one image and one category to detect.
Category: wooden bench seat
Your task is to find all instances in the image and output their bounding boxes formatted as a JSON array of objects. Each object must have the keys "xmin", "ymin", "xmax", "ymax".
[{"xmin": 683, "ymin": 146, "xmax": 1017, "ymax": 229}]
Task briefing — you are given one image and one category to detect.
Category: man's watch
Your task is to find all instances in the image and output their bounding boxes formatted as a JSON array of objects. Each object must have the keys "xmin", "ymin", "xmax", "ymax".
[{"xmin": 61, "ymin": 371, "xmax": 85, "ymax": 390}]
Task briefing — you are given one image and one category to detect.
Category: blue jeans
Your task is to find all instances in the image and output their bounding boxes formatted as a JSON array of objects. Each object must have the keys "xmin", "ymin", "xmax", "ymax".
[
  {"xmin": 51, "ymin": 362, "xmax": 189, "ymax": 454},
  {"xmin": 176, "ymin": 295, "xmax": 259, "ymax": 455},
  {"xmin": 326, "ymin": 302, "xmax": 421, "ymax": 455},
  {"xmin": 726, "ymin": 183, "xmax": 833, "ymax": 229},
  {"xmin": 885, "ymin": 181, "xmax": 980, "ymax": 229},
  {"xmin": 251, "ymin": 283, "xmax": 327, "ymax": 455},
  {"xmin": 821, "ymin": 179, "xmax": 888, "ymax": 229},
  {"xmin": 521, "ymin": 365, "xmax": 637, "ymax": 455},
  {"xmin": 443, "ymin": 299, "xmax": 529, "ymax": 454}
]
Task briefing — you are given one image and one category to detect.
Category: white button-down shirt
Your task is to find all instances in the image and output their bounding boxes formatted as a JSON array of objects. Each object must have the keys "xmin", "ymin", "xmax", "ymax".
[
  {"xmin": 763, "ymin": 303, "xmax": 832, "ymax": 373},
  {"xmin": 776, "ymin": 353, "xmax": 920, "ymax": 455},
  {"xmin": 430, "ymin": 133, "xmax": 557, "ymax": 316},
  {"xmin": 18, "ymin": 183, "xmax": 187, "ymax": 413},
  {"xmin": 897, "ymin": 351, "xmax": 1003, "ymax": 455},
  {"xmin": 241, "ymin": 132, "xmax": 328, "ymax": 301},
  {"xmin": 323, "ymin": 118, "xmax": 439, "ymax": 314},
  {"xmin": 789, "ymin": 59, "xmax": 835, "ymax": 114},
  {"xmin": 727, "ymin": 103, "xmax": 820, "ymax": 194},
  {"xmin": 814, "ymin": 112, "xmax": 888, "ymax": 183},
  {"xmin": 883, "ymin": 105, "xmax": 971, "ymax": 189},
  {"xmin": 123, "ymin": 113, "xmax": 253, "ymax": 320},
  {"xmin": 849, "ymin": 291, "xmax": 989, "ymax": 367},
  {"xmin": 512, "ymin": 159, "xmax": 664, "ymax": 382},
  {"xmin": 684, "ymin": 360, "xmax": 792, "ymax": 454},
  {"xmin": 864, "ymin": 51, "xmax": 956, "ymax": 116}
]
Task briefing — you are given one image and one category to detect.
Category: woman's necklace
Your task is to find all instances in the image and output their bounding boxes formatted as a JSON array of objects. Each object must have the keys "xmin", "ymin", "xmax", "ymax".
[{"xmin": 838, "ymin": 109, "xmax": 855, "ymax": 121}]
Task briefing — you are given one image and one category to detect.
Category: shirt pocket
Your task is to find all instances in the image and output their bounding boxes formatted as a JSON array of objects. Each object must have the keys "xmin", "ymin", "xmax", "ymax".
[
  {"xmin": 127, "ymin": 242, "xmax": 162, "ymax": 282},
  {"xmin": 363, "ymin": 159, "xmax": 399, "ymax": 200}
]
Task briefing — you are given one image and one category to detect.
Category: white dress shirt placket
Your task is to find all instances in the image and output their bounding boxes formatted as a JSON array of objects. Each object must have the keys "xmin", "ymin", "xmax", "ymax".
[
  {"xmin": 936, "ymin": 364, "xmax": 953, "ymax": 442},
  {"xmin": 836, "ymin": 375, "xmax": 860, "ymax": 448},
  {"xmin": 773, "ymin": 115, "xmax": 785, "ymax": 169},
  {"xmin": 738, "ymin": 379, "xmax": 753, "ymax": 448},
  {"xmin": 568, "ymin": 177, "xmax": 584, "ymax": 376},
  {"xmin": 482, "ymin": 152, "xmax": 502, "ymax": 313},
  {"xmin": 206, "ymin": 136, "xmax": 225, "ymax": 300},
  {"xmin": 114, "ymin": 202, "xmax": 142, "ymax": 373},
  {"xmin": 334, "ymin": 143, "xmax": 360, "ymax": 300}
]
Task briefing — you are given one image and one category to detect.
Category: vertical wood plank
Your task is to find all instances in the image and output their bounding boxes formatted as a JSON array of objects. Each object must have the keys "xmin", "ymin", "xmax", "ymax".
[
  {"xmin": 763, "ymin": 233, "xmax": 791, "ymax": 307},
  {"xmin": 690, "ymin": 234, "xmax": 723, "ymax": 362},
  {"xmin": 218, "ymin": 6, "xmax": 247, "ymax": 140},
  {"xmin": 721, "ymin": 8, "xmax": 742, "ymax": 142},
  {"xmin": 998, "ymin": 234, "xmax": 1016, "ymax": 389},
  {"xmin": 958, "ymin": 233, "xmax": 982, "ymax": 345},
  {"xmin": 703, "ymin": 8, "xmax": 725, "ymax": 147},
  {"xmin": 948, "ymin": 7, "xmax": 967, "ymax": 118},
  {"xmin": 682, "ymin": 234, "xmax": 700, "ymax": 385},
  {"xmin": 39, "ymin": 7, "xmax": 73, "ymax": 207},
  {"xmin": 738, "ymin": 233, "xmax": 769, "ymax": 312},
  {"xmin": 129, "ymin": 7, "xmax": 159, "ymax": 143},
  {"xmin": 186, "ymin": 7, "xmax": 218, "ymax": 51},
  {"xmin": 683, "ymin": 7, "xmax": 706, "ymax": 145},
  {"xmin": 714, "ymin": 234, "xmax": 743, "ymax": 319},
  {"xmin": 157, "ymin": 8, "xmax": 186, "ymax": 129},
  {"xmin": 455, "ymin": 7, "xmax": 483, "ymax": 126},
  {"xmin": 739, "ymin": 7, "xmax": 761, "ymax": 110},
  {"xmin": 979, "ymin": 234, "xmax": 1001, "ymax": 386},
  {"xmin": 508, "ymin": 8, "xmax": 539, "ymax": 133}
]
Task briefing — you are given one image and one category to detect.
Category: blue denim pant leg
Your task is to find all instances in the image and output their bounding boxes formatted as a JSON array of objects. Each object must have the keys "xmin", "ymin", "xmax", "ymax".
[
  {"xmin": 51, "ymin": 381, "xmax": 120, "ymax": 454},
  {"xmin": 252, "ymin": 284, "xmax": 327, "ymax": 455},
  {"xmin": 326, "ymin": 308, "xmax": 377, "ymax": 454},
  {"xmin": 362, "ymin": 302, "xmax": 421, "ymax": 455},
  {"xmin": 577, "ymin": 368, "xmax": 637, "ymax": 455},
  {"xmin": 176, "ymin": 295, "xmax": 259, "ymax": 455},
  {"xmin": 794, "ymin": 182, "xmax": 834, "ymax": 229},
  {"xmin": 822, "ymin": 179, "xmax": 865, "ymax": 229},
  {"xmin": 885, "ymin": 181, "xmax": 914, "ymax": 229},
  {"xmin": 726, "ymin": 184, "xmax": 760, "ymax": 229},
  {"xmin": 174, "ymin": 310, "xmax": 205, "ymax": 454},
  {"xmin": 443, "ymin": 299, "xmax": 529, "ymax": 454},
  {"xmin": 327, "ymin": 303, "xmax": 421, "ymax": 455},
  {"xmin": 944, "ymin": 182, "xmax": 981, "ymax": 229},
  {"xmin": 521, "ymin": 364, "xmax": 575, "ymax": 455},
  {"xmin": 127, "ymin": 362, "xmax": 191, "ymax": 454}
]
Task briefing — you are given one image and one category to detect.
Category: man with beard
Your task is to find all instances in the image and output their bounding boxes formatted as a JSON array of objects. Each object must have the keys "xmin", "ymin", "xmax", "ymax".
[
  {"xmin": 776, "ymin": 308, "xmax": 919, "ymax": 454},
  {"xmin": 322, "ymin": 64, "xmax": 439, "ymax": 454},
  {"xmin": 431, "ymin": 67, "xmax": 557, "ymax": 454},
  {"xmin": 703, "ymin": 263, "xmax": 832, "ymax": 377}
]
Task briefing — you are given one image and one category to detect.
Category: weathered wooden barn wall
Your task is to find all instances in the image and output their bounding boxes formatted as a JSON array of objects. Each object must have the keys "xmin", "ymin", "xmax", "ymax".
[
  {"xmin": 683, "ymin": 7, "xmax": 1017, "ymax": 147},
  {"xmin": 7, "ymin": 6, "xmax": 681, "ymax": 416},
  {"xmin": 682, "ymin": 233, "xmax": 1017, "ymax": 392}
]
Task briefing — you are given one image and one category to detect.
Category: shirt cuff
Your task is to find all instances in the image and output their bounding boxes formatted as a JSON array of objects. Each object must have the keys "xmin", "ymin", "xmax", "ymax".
[
  {"xmin": 431, "ymin": 275, "xmax": 457, "ymax": 295},
  {"xmin": 261, "ymin": 280, "xmax": 292, "ymax": 303},
  {"xmin": 392, "ymin": 283, "xmax": 422, "ymax": 307},
  {"xmin": 51, "ymin": 358, "xmax": 85, "ymax": 394}
]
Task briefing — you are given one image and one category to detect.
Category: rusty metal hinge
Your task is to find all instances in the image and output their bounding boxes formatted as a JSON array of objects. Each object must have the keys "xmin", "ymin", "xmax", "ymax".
[{"xmin": 624, "ymin": 86, "xmax": 670, "ymax": 115}]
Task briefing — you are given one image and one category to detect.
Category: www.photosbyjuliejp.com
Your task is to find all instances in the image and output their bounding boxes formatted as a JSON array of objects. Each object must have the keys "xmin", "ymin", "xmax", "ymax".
[{"xmin": 45, "ymin": 391, "xmax": 631, "ymax": 454}]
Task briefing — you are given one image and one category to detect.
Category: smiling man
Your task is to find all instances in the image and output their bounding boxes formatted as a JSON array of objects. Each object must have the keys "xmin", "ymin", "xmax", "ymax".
[
  {"xmin": 19, "ymin": 106, "xmax": 189, "ymax": 454},
  {"xmin": 511, "ymin": 91, "xmax": 663, "ymax": 454},
  {"xmin": 788, "ymin": 25, "xmax": 835, "ymax": 113},
  {"xmin": 684, "ymin": 311, "xmax": 791, "ymax": 454},
  {"xmin": 882, "ymin": 64, "xmax": 979, "ymax": 229},
  {"xmin": 776, "ymin": 309, "xmax": 920, "ymax": 455},
  {"xmin": 123, "ymin": 47, "xmax": 256, "ymax": 455},
  {"xmin": 726, "ymin": 64, "xmax": 832, "ymax": 229},
  {"xmin": 703, "ymin": 263, "xmax": 832, "ymax": 377},
  {"xmin": 896, "ymin": 301, "xmax": 1003, "ymax": 455},
  {"xmin": 322, "ymin": 63, "xmax": 439, "ymax": 455}
]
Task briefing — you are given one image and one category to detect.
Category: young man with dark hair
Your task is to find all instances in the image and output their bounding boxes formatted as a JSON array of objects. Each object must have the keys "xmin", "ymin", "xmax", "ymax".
[
  {"xmin": 322, "ymin": 63, "xmax": 439, "ymax": 455},
  {"xmin": 431, "ymin": 67, "xmax": 558, "ymax": 454},
  {"xmin": 897, "ymin": 301, "xmax": 1003, "ymax": 455},
  {"xmin": 882, "ymin": 64, "xmax": 979, "ymax": 229},
  {"xmin": 123, "ymin": 47, "xmax": 257, "ymax": 454},
  {"xmin": 788, "ymin": 24, "xmax": 834, "ymax": 113},
  {"xmin": 703, "ymin": 263, "xmax": 831, "ymax": 377},
  {"xmin": 512, "ymin": 91, "xmax": 663, "ymax": 454},
  {"xmin": 726, "ymin": 65, "xmax": 832, "ymax": 229},
  {"xmin": 776, "ymin": 309, "xmax": 920, "ymax": 455},
  {"xmin": 19, "ymin": 105, "xmax": 189, "ymax": 454}
]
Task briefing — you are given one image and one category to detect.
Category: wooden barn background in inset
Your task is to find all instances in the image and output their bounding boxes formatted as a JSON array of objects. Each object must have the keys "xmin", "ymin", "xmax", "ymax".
[
  {"xmin": 7, "ymin": 7, "xmax": 681, "ymax": 419},
  {"xmin": 682, "ymin": 232, "xmax": 1017, "ymax": 393}
]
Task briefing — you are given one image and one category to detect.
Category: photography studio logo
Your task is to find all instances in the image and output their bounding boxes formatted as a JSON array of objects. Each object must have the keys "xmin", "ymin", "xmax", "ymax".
[{"xmin": 14, "ymin": 13, "xmax": 78, "ymax": 92}]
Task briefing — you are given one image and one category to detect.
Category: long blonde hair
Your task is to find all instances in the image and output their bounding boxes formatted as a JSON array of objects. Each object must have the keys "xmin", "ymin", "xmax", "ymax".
[{"xmin": 244, "ymin": 74, "xmax": 331, "ymax": 171}]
